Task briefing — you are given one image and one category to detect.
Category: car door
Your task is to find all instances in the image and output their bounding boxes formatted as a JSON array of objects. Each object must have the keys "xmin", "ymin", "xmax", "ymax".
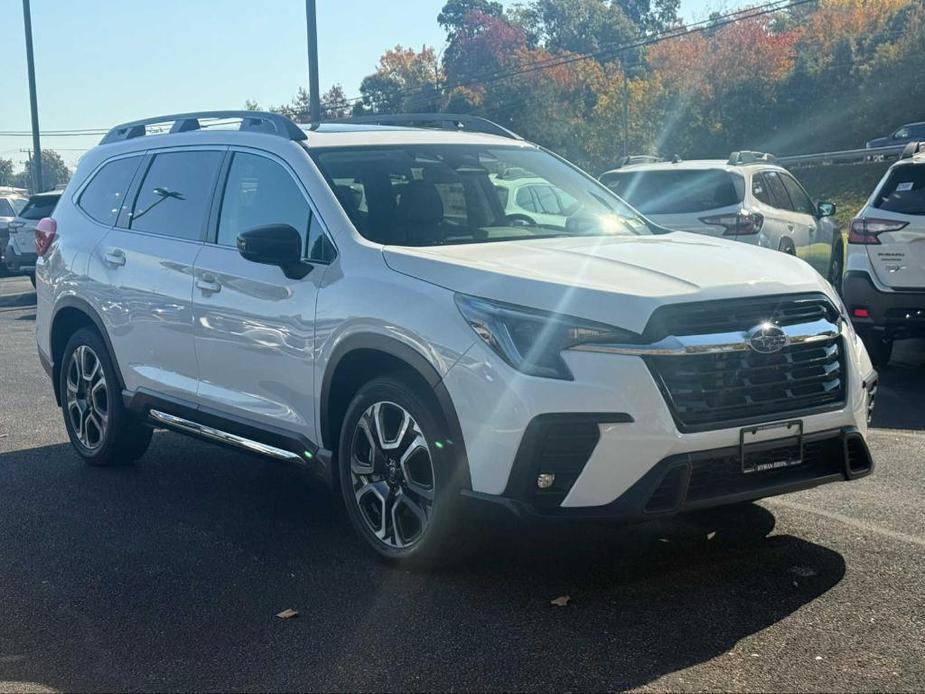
[
  {"xmin": 780, "ymin": 172, "xmax": 833, "ymax": 275},
  {"xmin": 758, "ymin": 170, "xmax": 808, "ymax": 255},
  {"xmin": 750, "ymin": 171, "xmax": 790, "ymax": 250},
  {"xmin": 91, "ymin": 147, "xmax": 225, "ymax": 400},
  {"xmin": 192, "ymin": 148, "xmax": 334, "ymax": 440}
]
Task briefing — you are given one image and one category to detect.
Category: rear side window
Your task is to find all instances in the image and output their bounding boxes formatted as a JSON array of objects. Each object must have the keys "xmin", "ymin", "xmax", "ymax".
[
  {"xmin": 79, "ymin": 157, "xmax": 142, "ymax": 226},
  {"xmin": 601, "ymin": 170, "xmax": 744, "ymax": 214},
  {"xmin": 20, "ymin": 196, "xmax": 60, "ymax": 220},
  {"xmin": 875, "ymin": 165, "xmax": 925, "ymax": 215},
  {"xmin": 0, "ymin": 199, "xmax": 14, "ymax": 217},
  {"xmin": 129, "ymin": 150, "xmax": 223, "ymax": 241}
]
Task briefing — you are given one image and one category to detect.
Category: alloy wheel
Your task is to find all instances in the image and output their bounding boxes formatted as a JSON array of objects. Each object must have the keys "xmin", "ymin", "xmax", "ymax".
[
  {"xmin": 349, "ymin": 401, "xmax": 435, "ymax": 549},
  {"xmin": 66, "ymin": 345, "xmax": 109, "ymax": 450}
]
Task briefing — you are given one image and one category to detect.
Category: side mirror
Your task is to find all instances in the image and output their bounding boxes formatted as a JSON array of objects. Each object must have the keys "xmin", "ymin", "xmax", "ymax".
[
  {"xmin": 817, "ymin": 201, "xmax": 836, "ymax": 218},
  {"xmin": 237, "ymin": 224, "xmax": 312, "ymax": 279}
]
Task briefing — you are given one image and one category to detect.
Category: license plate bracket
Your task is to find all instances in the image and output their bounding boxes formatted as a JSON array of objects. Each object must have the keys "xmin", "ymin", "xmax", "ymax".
[{"xmin": 739, "ymin": 420, "xmax": 804, "ymax": 474}]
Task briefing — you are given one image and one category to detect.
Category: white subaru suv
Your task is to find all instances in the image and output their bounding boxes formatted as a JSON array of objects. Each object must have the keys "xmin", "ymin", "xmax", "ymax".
[
  {"xmin": 35, "ymin": 111, "xmax": 876, "ymax": 566},
  {"xmin": 600, "ymin": 154, "xmax": 842, "ymax": 284},
  {"xmin": 844, "ymin": 142, "xmax": 925, "ymax": 367}
]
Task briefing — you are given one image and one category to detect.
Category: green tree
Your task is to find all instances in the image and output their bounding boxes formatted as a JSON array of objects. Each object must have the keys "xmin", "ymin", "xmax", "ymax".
[
  {"xmin": 0, "ymin": 158, "xmax": 14, "ymax": 187},
  {"xmin": 437, "ymin": 0, "xmax": 504, "ymax": 35},
  {"xmin": 15, "ymin": 150, "xmax": 70, "ymax": 192},
  {"xmin": 525, "ymin": 0, "xmax": 638, "ymax": 56}
]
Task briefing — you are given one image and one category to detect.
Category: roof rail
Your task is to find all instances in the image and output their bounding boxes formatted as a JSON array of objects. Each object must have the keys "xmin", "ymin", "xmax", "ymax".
[
  {"xmin": 728, "ymin": 150, "xmax": 777, "ymax": 165},
  {"xmin": 100, "ymin": 111, "xmax": 307, "ymax": 145},
  {"xmin": 900, "ymin": 141, "xmax": 925, "ymax": 160},
  {"xmin": 327, "ymin": 113, "xmax": 522, "ymax": 140},
  {"xmin": 612, "ymin": 154, "xmax": 663, "ymax": 169}
]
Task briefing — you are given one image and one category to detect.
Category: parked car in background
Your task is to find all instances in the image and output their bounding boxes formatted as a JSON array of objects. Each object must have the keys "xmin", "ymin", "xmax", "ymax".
[
  {"xmin": 599, "ymin": 153, "xmax": 842, "ymax": 284},
  {"xmin": 5, "ymin": 191, "xmax": 62, "ymax": 285},
  {"xmin": 0, "ymin": 193, "xmax": 28, "ymax": 275},
  {"xmin": 866, "ymin": 122, "xmax": 925, "ymax": 150},
  {"xmin": 492, "ymin": 169, "xmax": 578, "ymax": 227},
  {"xmin": 843, "ymin": 142, "xmax": 925, "ymax": 366}
]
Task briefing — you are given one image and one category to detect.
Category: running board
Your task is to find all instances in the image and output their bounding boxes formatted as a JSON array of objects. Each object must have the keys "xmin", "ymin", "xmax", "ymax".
[{"xmin": 149, "ymin": 409, "xmax": 304, "ymax": 463}]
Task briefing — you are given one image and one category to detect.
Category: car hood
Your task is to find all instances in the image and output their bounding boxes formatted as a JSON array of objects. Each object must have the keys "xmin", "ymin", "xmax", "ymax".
[{"xmin": 382, "ymin": 232, "xmax": 834, "ymax": 334}]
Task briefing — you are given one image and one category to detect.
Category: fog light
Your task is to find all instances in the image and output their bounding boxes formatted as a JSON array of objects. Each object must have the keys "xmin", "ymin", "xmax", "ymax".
[{"xmin": 537, "ymin": 473, "xmax": 556, "ymax": 489}]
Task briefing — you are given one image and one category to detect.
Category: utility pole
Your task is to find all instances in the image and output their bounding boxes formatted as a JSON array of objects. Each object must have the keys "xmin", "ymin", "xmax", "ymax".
[
  {"xmin": 305, "ymin": 0, "xmax": 321, "ymax": 122},
  {"xmin": 22, "ymin": 0, "xmax": 43, "ymax": 193}
]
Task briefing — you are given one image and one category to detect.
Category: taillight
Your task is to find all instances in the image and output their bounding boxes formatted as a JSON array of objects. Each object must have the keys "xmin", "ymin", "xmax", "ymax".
[
  {"xmin": 35, "ymin": 217, "xmax": 57, "ymax": 257},
  {"xmin": 699, "ymin": 211, "xmax": 764, "ymax": 236},
  {"xmin": 848, "ymin": 218, "xmax": 908, "ymax": 244}
]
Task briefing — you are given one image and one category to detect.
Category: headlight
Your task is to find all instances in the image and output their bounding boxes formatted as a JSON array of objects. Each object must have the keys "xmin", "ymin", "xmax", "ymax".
[{"xmin": 455, "ymin": 294, "xmax": 639, "ymax": 379}]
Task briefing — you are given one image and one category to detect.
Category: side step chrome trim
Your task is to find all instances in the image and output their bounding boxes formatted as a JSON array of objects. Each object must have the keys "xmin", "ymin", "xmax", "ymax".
[{"xmin": 149, "ymin": 409, "xmax": 303, "ymax": 463}]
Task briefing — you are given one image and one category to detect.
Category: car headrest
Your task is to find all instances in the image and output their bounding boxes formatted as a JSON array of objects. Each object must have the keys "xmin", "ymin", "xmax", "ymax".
[{"xmin": 397, "ymin": 180, "xmax": 444, "ymax": 225}]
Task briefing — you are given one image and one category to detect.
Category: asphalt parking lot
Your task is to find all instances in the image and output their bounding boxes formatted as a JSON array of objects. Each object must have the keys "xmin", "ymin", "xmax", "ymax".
[{"xmin": 1, "ymin": 274, "xmax": 924, "ymax": 693}]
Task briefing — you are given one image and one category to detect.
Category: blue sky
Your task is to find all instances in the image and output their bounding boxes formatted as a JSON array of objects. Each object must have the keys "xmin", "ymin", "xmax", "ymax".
[{"xmin": 1, "ymin": 0, "xmax": 745, "ymax": 170}]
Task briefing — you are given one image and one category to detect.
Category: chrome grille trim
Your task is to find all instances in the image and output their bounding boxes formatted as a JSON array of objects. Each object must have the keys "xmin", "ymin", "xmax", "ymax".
[{"xmin": 571, "ymin": 318, "xmax": 842, "ymax": 357}]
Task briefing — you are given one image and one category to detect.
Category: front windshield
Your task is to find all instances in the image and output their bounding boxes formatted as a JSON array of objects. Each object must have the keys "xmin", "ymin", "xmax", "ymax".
[{"xmin": 311, "ymin": 145, "xmax": 651, "ymax": 246}]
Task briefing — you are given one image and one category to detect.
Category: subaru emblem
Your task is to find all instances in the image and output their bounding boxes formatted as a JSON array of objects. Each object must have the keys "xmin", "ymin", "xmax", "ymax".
[{"xmin": 747, "ymin": 323, "xmax": 789, "ymax": 354}]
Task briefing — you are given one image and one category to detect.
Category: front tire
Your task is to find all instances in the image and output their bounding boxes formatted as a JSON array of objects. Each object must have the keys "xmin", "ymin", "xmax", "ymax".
[
  {"xmin": 60, "ymin": 328, "xmax": 153, "ymax": 466},
  {"xmin": 337, "ymin": 375, "xmax": 470, "ymax": 567}
]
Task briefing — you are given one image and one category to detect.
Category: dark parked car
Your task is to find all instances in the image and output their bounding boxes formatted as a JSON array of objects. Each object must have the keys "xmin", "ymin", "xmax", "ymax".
[{"xmin": 866, "ymin": 122, "xmax": 925, "ymax": 150}]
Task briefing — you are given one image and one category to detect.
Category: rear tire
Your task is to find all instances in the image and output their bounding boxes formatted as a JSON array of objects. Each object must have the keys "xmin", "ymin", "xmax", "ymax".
[
  {"xmin": 861, "ymin": 333, "xmax": 893, "ymax": 368},
  {"xmin": 337, "ymin": 375, "xmax": 472, "ymax": 568},
  {"xmin": 60, "ymin": 328, "xmax": 153, "ymax": 466}
]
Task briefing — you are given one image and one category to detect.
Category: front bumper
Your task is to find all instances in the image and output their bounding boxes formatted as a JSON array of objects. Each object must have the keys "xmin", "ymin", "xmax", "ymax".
[
  {"xmin": 445, "ymin": 325, "xmax": 875, "ymax": 512},
  {"xmin": 464, "ymin": 426, "xmax": 873, "ymax": 521},
  {"xmin": 843, "ymin": 270, "xmax": 925, "ymax": 338}
]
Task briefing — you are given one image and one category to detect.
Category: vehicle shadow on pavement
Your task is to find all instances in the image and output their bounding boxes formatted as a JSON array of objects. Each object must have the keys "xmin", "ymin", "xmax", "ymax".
[
  {"xmin": 0, "ymin": 433, "xmax": 846, "ymax": 692},
  {"xmin": 870, "ymin": 340, "xmax": 925, "ymax": 430}
]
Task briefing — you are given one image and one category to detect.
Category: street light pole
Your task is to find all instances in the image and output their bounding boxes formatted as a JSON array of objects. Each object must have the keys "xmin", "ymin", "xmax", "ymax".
[
  {"xmin": 305, "ymin": 0, "xmax": 321, "ymax": 122},
  {"xmin": 22, "ymin": 0, "xmax": 43, "ymax": 193}
]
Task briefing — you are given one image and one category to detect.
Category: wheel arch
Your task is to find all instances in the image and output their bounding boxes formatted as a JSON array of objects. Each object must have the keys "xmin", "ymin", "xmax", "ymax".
[
  {"xmin": 320, "ymin": 334, "xmax": 470, "ymax": 488},
  {"xmin": 50, "ymin": 297, "xmax": 125, "ymax": 406}
]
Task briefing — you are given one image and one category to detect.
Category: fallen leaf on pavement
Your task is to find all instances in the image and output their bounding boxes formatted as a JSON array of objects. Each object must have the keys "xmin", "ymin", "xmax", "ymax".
[
  {"xmin": 550, "ymin": 595, "xmax": 571, "ymax": 607},
  {"xmin": 276, "ymin": 608, "xmax": 299, "ymax": 619}
]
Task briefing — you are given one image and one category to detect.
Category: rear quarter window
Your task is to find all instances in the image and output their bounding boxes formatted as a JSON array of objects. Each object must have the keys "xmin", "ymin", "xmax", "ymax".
[
  {"xmin": 79, "ymin": 156, "xmax": 144, "ymax": 226},
  {"xmin": 875, "ymin": 165, "xmax": 925, "ymax": 216},
  {"xmin": 601, "ymin": 169, "xmax": 744, "ymax": 214}
]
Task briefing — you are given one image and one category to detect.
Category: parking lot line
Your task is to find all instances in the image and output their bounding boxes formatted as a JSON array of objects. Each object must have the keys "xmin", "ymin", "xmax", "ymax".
[{"xmin": 766, "ymin": 497, "xmax": 925, "ymax": 548}]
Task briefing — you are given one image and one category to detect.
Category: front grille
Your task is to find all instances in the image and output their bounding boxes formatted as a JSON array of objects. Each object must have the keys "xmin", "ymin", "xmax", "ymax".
[
  {"xmin": 645, "ymin": 294, "xmax": 837, "ymax": 340},
  {"xmin": 648, "ymin": 337, "xmax": 846, "ymax": 430}
]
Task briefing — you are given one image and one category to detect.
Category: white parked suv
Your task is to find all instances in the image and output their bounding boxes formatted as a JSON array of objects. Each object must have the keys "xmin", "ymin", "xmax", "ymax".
[
  {"xmin": 844, "ymin": 142, "xmax": 925, "ymax": 366},
  {"xmin": 35, "ymin": 111, "xmax": 876, "ymax": 566},
  {"xmin": 600, "ymin": 154, "xmax": 842, "ymax": 284}
]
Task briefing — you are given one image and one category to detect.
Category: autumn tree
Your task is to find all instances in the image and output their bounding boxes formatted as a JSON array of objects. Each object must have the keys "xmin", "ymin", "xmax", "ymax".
[{"xmin": 358, "ymin": 45, "xmax": 442, "ymax": 113}]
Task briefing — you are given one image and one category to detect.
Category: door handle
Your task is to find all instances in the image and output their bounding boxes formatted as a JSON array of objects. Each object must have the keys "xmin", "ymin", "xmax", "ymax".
[
  {"xmin": 103, "ymin": 249, "xmax": 126, "ymax": 267},
  {"xmin": 196, "ymin": 274, "xmax": 222, "ymax": 294}
]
